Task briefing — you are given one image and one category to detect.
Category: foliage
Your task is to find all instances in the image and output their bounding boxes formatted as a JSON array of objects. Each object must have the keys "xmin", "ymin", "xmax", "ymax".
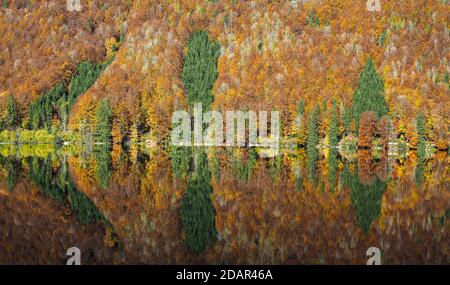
[
  {"xmin": 358, "ymin": 111, "xmax": 378, "ymax": 148},
  {"xmin": 343, "ymin": 162, "xmax": 387, "ymax": 234},
  {"xmin": 416, "ymin": 113, "xmax": 427, "ymax": 143},
  {"xmin": 376, "ymin": 116, "xmax": 389, "ymax": 148},
  {"xmin": 28, "ymin": 82, "xmax": 67, "ymax": 130},
  {"xmin": 2, "ymin": 94, "xmax": 20, "ymax": 130},
  {"xmin": 0, "ymin": 1, "xmax": 132, "ymax": 102},
  {"xmin": 181, "ymin": 31, "xmax": 220, "ymax": 111},
  {"xmin": 307, "ymin": 10, "xmax": 321, "ymax": 27},
  {"xmin": 1, "ymin": 1, "xmax": 449, "ymax": 150},
  {"xmin": 0, "ymin": 156, "xmax": 21, "ymax": 192},
  {"xmin": 352, "ymin": 59, "xmax": 388, "ymax": 133},
  {"xmin": 328, "ymin": 100, "xmax": 339, "ymax": 147},
  {"xmin": 95, "ymin": 99, "xmax": 113, "ymax": 146},
  {"xmin": 297, "ymin": 99, "xmax": 305, "ymax": 116},
  {"xmin": 68, "ymin": 62, "xmax": 105, "ymax": 110},
  {"xmin": 230, "ymin": 148, "xmax": 257, "ymax": 182},
  {"xmin": 180, "ymin": 149, "xmax": 217, "ymax": 254},
  {"xmin": 328, "ymin": 149, "xmax": 338, "ymax": 193},
  {"xmin": 0, "ymin": 129, "xmax": 55, "ymax": 144},
  {"xmin": 170, "ymin": 146, "xmax": 192, "ymax": 180},
  {"xmin": 342, "ymin": 106, "xmax": 353, "ymax": 136},
  {"xmin": 24, "ymin": 59, "xmax": 109, "ymax": 137},
  {"xmin": 27, "ymin": 156, "xmax": 107, "ymax": 224},
  {"xmin": 306, "ymin": 105, "xmax": 321, "ymax": 151},
  {"xmin": 306, "ymin": 105, "xmax": 321, "ymax": 187},
  {"xmin": 416, "ymin": 112, "xmax": 427, "ymax": 159},
  {"xmin": 94, "ymin": 146, "xmax": 112, "ymax": 189}
]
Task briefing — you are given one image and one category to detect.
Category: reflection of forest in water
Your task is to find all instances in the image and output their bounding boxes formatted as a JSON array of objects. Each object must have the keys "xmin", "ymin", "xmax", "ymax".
[{"xmin": 0, "ymin": 145, "xmax": 448, "ymax": 265}]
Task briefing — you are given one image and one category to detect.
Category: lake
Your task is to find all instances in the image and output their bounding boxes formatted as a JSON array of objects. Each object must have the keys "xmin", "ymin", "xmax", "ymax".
[{"xmin": 0, "ymin": 145, "xmax": 448, "ymax": 265}]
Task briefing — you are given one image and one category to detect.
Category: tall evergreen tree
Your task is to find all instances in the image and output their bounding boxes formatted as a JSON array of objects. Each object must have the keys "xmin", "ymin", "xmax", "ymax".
[
  {"xmin": 4, "ymin": 157, "xmax": 20, "ymax": 192},
  {"xmin": 180, "ymin": 149, "xmax": 217, "ymax": 254},
  {"xmin": 328, "ymin": 100, "xmax": 339, "ymax": 147},
  {"xmin": 95, "ymin": 99, "xmax": 113, "ymax": 146},
  {"xmin": 328, "ymin": 148, "xmax": 338, "ymax": 192},
  {"xmin": 349, "ymin": 164, "xmax": 387, "ymax": 234},
  {"xmin": 416, "ymin": 112, "xmax": 426, "ymax": 143},
  {"xmin": 352, "ymin": 59, "xmax": 388, "ymax": 132},
  {"xmin": 5, "ymin": 94, "xmax": 20, "ymax": 130},
  {"xmin": 342, "ymin": 105, "xmax": 353, "ymax": 136},
  {"xmin": 68, "ymin": 61, "xmax": 104, "ymax": 110},
  {"xmin": 170, "ymin": 146, "xmax": 193, "ymax": 180},
  {"xmin": 306, "ymin": 104, "xmax": 321, "ymax": 151},
  {"xmin": 306, "ymin": 105, "xmax": 321, "ymax": 187},
  {"xmin": 297, "ymin": 99, "xmax": 305, "ymax": 115},
  {"xmin": 181, "ymin": 31, "xmax": 220, "ymax": 111},
  {"xmin": 416, "ymin": 112, "xmax": 427, "ymax": 159},
  {"xmin": 28, "ymin": 82, "xmax": 67, "ymax": 130}
]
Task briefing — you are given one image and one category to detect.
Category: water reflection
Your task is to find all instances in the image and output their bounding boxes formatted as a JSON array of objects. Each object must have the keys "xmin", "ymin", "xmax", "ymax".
[
  {"xmin": 344, "ymin": 162, "xmax": 386, "ymax": 234},
  {"xmin": 0, "ymin": 145, "xmax": 448, "ymax": 265},
  {"xmin": 27, "ymin": 155, "xmax": 108, "ymax": 225},
  {"xmin": 177, "ymin": 148, "xmax": 217, "ymax": 254},
  {"xmin": 94, "ymin": 147, "xmax": 112, "ymax": 190},
  {"xmin": 0, "ymin": 155, "xmax": 21, "ymax": 192},
  {"xmin": 0, "ymin": 147, "xmax": 120, "ymax": 264}
]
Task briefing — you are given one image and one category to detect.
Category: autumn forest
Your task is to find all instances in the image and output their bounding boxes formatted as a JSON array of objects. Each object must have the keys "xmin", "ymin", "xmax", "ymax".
[{"xmin": 0, "ymin": 0, "xmax": 448, "ymax": 265}]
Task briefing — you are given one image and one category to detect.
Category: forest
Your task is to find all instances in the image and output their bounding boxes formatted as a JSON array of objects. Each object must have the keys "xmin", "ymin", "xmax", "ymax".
[{"xmin": 0, "ymin": 0, "xmax": 448, "ymax": 154}]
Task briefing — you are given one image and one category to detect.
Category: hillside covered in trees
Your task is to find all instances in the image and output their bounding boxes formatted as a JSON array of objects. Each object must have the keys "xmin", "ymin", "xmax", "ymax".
[{"xmin": 0, "ymin": 0, "xmax": 448, "ymax": 150}]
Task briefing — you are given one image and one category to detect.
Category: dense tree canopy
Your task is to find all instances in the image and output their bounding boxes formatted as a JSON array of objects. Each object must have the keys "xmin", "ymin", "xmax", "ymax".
[
  {"xmin": 95, "ymin": 99, "xmax": 113, "ymax": 146},
  {"xmin": 68, "ymin": 62, "xmax": 105, "ymax": 110},
  {"xmin": 352, "ymin": 59, "xmax": 388, "ymax": 133},
  {"xmin": 181, "ymin": 31, "xmax": 221, "ymax": 111},
  {"xmin": 3, "ymin": 94, "xmax": 20, "ymax": 130},
  {"xmin": 27, "ymin": 83, "xmax": 66, "ymax": 130},
  {"xmin": 0, "ymin": 0, "xmax": 447, "ymax": 150}
]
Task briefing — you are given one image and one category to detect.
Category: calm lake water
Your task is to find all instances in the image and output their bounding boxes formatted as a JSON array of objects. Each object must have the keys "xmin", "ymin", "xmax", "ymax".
[{"xmin": 0, "ymin": 145, "xmax": 448, "ymax": 265}]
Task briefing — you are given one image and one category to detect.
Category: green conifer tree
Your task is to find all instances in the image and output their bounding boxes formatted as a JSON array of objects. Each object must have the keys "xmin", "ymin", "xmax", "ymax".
[
  {"xmin": 28, "ymin": 82, "xmax": 66, "ymax": 130},
  {"xmin": 328, "ymin": 100, "xmax": 339, "ymax": 147},
  {"xmin": 181, "ymin": 31, "xmax": 220, "ymax": 111},
  {"xmin": 306, "ymin": 105, "xmax": 321, "ymax": 187},
  {"xmin": 342, "ymin": 105, "xmax": 353, "ymax": 136},
  {"xmin": 95, "ymin": 99, "xmax": 113, "ymax": 146},
  {"xmin": 416, "ymin": 112, "xmax": 427, "ymax": 159},
  {"xmin": 68, "ymin": 61, "xmax": 104, "ymax": 110},
  {"xmin": 180, "ymin": 150, "xmax": 217, "ymax": 254},
  {"xmin": 306, "ymin": 104, "xmax": 321, "ymax": 151},
  {"xmin": 5, "ymin": 94, "xmax": 20, "ymax": 130},
  {"xmin": 297, "ymin": 99, "xmax": 305, "ymax": 115},
  {"xmin": 352, "ymin": 59, "xmax": 388, "ymax": 133}
]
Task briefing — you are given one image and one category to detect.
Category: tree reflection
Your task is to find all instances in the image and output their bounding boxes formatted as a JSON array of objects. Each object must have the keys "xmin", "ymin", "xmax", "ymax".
[
  {"xmin": 170, "ymin": 146, "xmax": 192, "ymax": 180},
  {"xmin": 1, "ymin": 144, "xmax": 447, "ymax": 264},
  {"xmin": 343, "ymin": 152, "xmax": 387, "ymax": 234},
  {"xmin": 328, "ymin": 149, "xmax": 338, "ymax": 193},
  {"xmin": 211, "ymin": 148, "xmax": 220, "ymax": 181},
  {"xmin": 180, "ymin": 148, "xmax": 217, "ymax": 254},
  {"xmin": 27, "ymin": 156, "xmax": 108, "ymax": 225},
  {"xmin": 415, "ymin": 142, "xmax": 427, "ymax": 186},
  {"xmin": 94, "ymin": 146, "xmax": 112, "ymax": 189},
  {"xmin": 415, "ymin": 157, "xmax": 425, "ymax": 186},
  {"xmin": 269, "ymin": 153, "xmax": 282, "ymax": 182},
  {"xmin": 230, "ymin": 148, "xmax": 257, "ymax": 182},
  {"xmin": 0, "ymin": 156, "xmax": 21, "ymax": 192},
  {"xmin": 307, "ymin": 147, "xmax": 319, "ymax": 189}
]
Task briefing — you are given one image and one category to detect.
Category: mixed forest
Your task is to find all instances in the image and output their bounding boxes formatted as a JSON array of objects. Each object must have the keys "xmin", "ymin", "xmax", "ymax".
[
  {"xmin": 0, "ymin": 0, "xmax": 449, "ymax": 265},
  {"xmin": 0, "ymin": 0, "xmax": 448, "ymax": 154}
]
